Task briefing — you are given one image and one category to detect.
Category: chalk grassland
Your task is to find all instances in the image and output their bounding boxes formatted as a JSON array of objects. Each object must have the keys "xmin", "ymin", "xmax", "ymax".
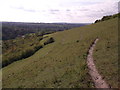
[
  {"xmin": 93, "ymin": 19, "xmax": 118, "ymax": 88},
  {"xmin": 2, "ymin": 17, "xmax": 118, "ymax": 88}
]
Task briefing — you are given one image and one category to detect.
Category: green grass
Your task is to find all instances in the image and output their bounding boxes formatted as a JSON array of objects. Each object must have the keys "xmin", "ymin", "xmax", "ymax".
[
  {"xmin": 93, "ymin": 19, "xmax": 118, "ymax": 88},
  {"xmin": 2, "ymin": 17, "xmax": 118, "ymax": 88}
]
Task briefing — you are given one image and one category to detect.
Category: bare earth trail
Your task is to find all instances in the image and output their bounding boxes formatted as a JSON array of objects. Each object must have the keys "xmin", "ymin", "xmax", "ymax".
[{"xmin": 87, "ymin": 38, "xmax": 110, "ymax": 88}]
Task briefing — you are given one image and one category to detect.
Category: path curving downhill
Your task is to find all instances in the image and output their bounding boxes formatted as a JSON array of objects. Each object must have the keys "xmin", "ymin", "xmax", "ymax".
[{"xmin": 87, "ymin": 38, "xmax": 110, "ymax": 88}]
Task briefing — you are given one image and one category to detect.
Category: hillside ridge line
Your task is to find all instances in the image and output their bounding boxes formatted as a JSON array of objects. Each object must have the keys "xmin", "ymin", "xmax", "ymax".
[{"xmin": 87, "ymin": 38, "xmax": 110, "ymax": 88}]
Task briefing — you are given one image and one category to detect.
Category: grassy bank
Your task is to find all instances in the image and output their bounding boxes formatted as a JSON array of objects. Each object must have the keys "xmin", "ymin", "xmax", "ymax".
[{"xmin": 2, "ymin": 17, "xmax": 118, "ymax": 88}]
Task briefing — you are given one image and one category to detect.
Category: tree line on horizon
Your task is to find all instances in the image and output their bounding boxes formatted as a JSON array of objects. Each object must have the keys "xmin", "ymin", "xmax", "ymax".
[
  {"xmin": 95, "ymin": 13, "xmax": 120, "ymax": 23},
  {"xmin": 2, "ymin": 22, "xmax": 86, "ymax": 40}
]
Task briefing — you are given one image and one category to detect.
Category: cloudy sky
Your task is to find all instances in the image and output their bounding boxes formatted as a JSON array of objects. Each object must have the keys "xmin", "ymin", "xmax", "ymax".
[{"xmin": 0, "ymin": 0, "xmax": 119, "ymax": 23}]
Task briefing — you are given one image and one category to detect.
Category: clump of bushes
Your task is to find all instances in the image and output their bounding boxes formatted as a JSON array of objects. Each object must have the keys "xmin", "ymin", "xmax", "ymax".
[
  {"xmin": 95, "ymin": 13, "xmax": 120, "ymax": 23},
  {"xmin": 21, "ymin": 48, "xmax": 35, "ymax": 59},
  {"xmin": 34, "ymin": 45, "xmax": 43, "ymax": 52},
  {"xmin": 2, "ymin": 37, "xmax": 55, "ymax": 67},
  {"xmin": 76, "ymin": 40, "xmax": 79, "ymax": 43},
  {"xmin": 94, "ymin": 20, "xmax": 101, "ymax": 23},
  {"xmin": 2, "ymin": 44, "xmax": 43, "ymax": 67},
  {"xmin": 44, "ymin": 37, "xmax": 55, "ymax": 45}
]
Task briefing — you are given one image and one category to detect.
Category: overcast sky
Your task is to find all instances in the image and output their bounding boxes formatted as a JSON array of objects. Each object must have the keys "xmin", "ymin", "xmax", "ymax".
[{"xmin": 0, "ymin": 0, "xmax": 119, "ymax": 23}]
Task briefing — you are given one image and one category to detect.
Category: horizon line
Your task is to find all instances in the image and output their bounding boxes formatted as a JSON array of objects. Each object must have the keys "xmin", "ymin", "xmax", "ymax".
[{"xmin": 1, "ymin": 21, "xmax": 92, "ymax": 24}]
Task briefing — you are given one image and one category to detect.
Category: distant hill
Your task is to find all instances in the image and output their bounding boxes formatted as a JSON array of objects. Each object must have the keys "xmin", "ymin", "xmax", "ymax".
[{"xmin": 2, "ymin": 22, "xmax": 87, "ymax": 40}]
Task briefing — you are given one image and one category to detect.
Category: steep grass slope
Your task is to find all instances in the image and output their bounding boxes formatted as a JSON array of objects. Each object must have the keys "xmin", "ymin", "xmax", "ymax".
[{"xmin": 2, "ymin": 17, "xmax": 118, "ymax": 88}]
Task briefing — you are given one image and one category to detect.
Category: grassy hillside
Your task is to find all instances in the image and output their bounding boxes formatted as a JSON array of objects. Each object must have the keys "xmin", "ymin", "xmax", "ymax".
[
  {"xmin": 2, "ymin": 17, "xmax": 118, "ymax": 88},
  {"xmin": 93, "ymin": 20, "xmax": 118, "ymax": 87}
]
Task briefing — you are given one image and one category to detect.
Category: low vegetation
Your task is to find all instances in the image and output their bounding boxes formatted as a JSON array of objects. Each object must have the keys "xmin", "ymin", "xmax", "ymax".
[
  {"xmin": 95, "ymin": 13, "xmax": 120, "ymax": 23},
  {"xmin": 2, "ymin": 33, "xmax": 55, "ymax": 67},
  {"xmin": 2, "ymin": 13, "xmax": 118, "ymax": 88},
  {"xmin": 93, "ymin": 14, "xmax": 118, "ymax": 88}
]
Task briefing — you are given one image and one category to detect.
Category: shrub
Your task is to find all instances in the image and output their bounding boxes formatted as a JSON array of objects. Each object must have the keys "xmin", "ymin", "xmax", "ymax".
[
  {"xmin": 101, "ymin": 16, "xmax": 112, "ymax": 21},
  {"xmin": 39, "ymin": 37, "xmax": 43, "ymax": 41},
  {"xmin": 21, "ymin": 49, "xmax": 35, "ymax": 59},
  {"xmin": 2, "ymin": 54, "xmax": 21, "ymax": 67},
  {"xmin": 2, "ymin": 37, "xmax": 55, "ymax": 68},
  {"xmin": 94, "ymin": 13, "xmax": 120, "ymax": 23},
  {"xmin": 76, "ymin": 40, "xmax": 79, "ymax": 43},
  {"xmin": 44, "ymin": 37, "xmax": 54, "ymax": 45},
  {"xmin": 34, "ymin": 45, "xmax": 43, "ymax": 52},
  {"xmin": 94, "ymin": 20, "xmax": 100, "ymax": 23}
]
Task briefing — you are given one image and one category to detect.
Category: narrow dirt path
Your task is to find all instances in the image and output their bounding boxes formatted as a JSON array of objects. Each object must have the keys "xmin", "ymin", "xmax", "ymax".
[{"xmin": 87, "ymin": 38, "xmax": 110, "ymax": 88}]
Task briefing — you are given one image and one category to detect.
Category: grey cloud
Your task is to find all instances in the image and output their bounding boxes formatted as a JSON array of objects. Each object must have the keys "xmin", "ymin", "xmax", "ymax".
[
  {"xmin": 50, "ymin": 9, "xmax": 60, "ymax": 12},
  {"xmin": 86, "ymin": 11, "xmax": 116, "ymax": 18},
  {"xmin": 66, "ymin": 14, "xmax": 72, "ymax": 18},
  {"xmin": 12, "ymin": 6, "xmax": 37, "ymax": 12},
  {"xmin": 66, "ymin": 9, "xmax": 71, "ymax": 11},
  {"xmin": 79, "ymin": 1, "xmax": 102, "ymax": 6},
  {"xmin": 78, "ymin": 9, "xmax": 89, "ymax": 11},
  {"xmin": 24, "ymin": 9, "xmax": 36, "ymax": 12},
  {"xmin": 49, "ymin": 9, "xmax": 60, "ymax": 14}
]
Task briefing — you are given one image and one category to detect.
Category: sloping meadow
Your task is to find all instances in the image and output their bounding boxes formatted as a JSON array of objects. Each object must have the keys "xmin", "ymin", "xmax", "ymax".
[{"xmin": 2, "ymin": 17, "xmax": 118, "ymax": 88}]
